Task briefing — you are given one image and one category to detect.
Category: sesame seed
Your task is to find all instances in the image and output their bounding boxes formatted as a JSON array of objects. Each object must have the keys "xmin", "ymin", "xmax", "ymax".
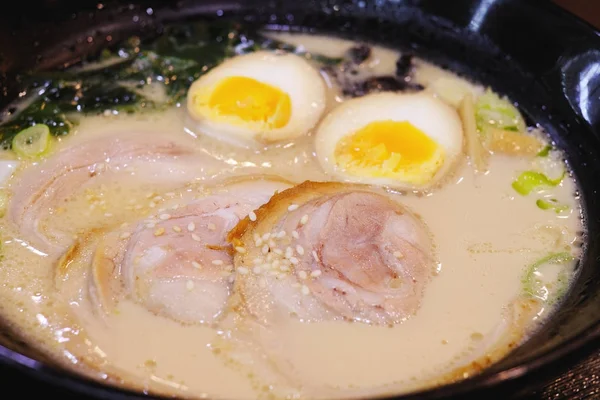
[
  {"xmin": 273, "ymin": 248, "xmax": 283, "ymax": 255},
  {"xmin": 261, "ymin": 263, "xmax": 272, "ymax": 270},
  {"xmin": 288, "ymin": 204, "xmax": 299, "ymax": 211},
  {"xmin": 296, "ymin": 245, "xmax": 305, "ymax": 255},
  {"xmin": 186, "ymin": 280, "xmax": 195, "ymax": 291},
  {"xmin": 253, "ymin": 257, "xmax": 264, "ymax": 265},
  {"xmin": 253, "ymin": 266, "xmax": 262, "ymax": 274},
  {"xmin": 148, "ymin": 202, "xmax": 156, "ymax": 208},
  {"xmin": 277, "ymin": 230, "xmax": 286, "ymax": 238},
  {"xmin": 165, "ymin": 192, "xmax": 175, "ymax": 197},
  {"xmin": 158, "ymin": 208, "xmax": 166, "ymax": 213},
  {"xmin": 311, "ymin": 270, "xmax": 322, "ymax": 278},
  {"xmin": 171, "ymin": 204, "xmax": 179, "ymax": 210},
  {"xmin": 207, "ymin": 223, "xmax": 216, "ymax": 231},
  {"xmin": 262, "ymin": 245, "xmax": 269, "ymax": 254},
  {"xmin": 272, "ymin": 259, "xmax": 280, "ymax": 268},
  {"xmin": 292, "ymin": 230, "xmax": 299, "ymax": 239},
  {"xmin": 280, "ymin": 264, "xmax": 290, "ymax": 272},
  {"xmin": 191, "ymin": 233, "xmax": 201, "ymax": 242},
  {"xmin": 312, "ymin": 251, "xmax": 320, "ymax": 262},
  {"xmin": 159, "ymin": 213, "xmax": 171, "ymax": 220},
  {"xmin": 249, "ymin": 211, "xmax": 257, "ymax": 221},
  {"xmin": 235, "ymin": 246, "xmax": 247, "ymax": 254},
  {"xmin": 290, "ymin": 257, "xmax": 299, "ymax": 265},
  {"xmin": 119, "ymin": 232, "xmax": 131, "ymax": 239},
  {"xmin": 298, "ymin": 271, "xmax": 308, "ymax": 279},
  {"xmin": 255, "ymin": 238, "xmax": 263, "ymax": 247},
  {"xmin": 266, "ymin": 253, "xmax": 275, "ymax": 262},
  {"xmin": 300, "ymin": 215, "xmax": 309, "ymax": 225},
  {"xmin": 153, "ymin": 195, "xmax": 162, "ymax": 202},
  {"xmin": 393, "ymin": 251, "xmax": 404, "ymax": 259},
  {"xmin": 212, "ymin": 259, "xmax": 224, "ymax": 266},
  {"xmin": 154, "ymin": 228, "xmax": 165, "ymax": 236},
  {"xmin": 262, "ymin": 233, "xmax": 271, "ymax": 241},
  {"xmin": 187, "ymin": 222, "xmax": 196, "ymax": 232},
  {"xmin": 285, "ymin": 247, "xmax": 294, "ymax": 258},
  {"xmin": 301, "ymin": 285, "xmax": 310, "ymax": 295},
  {"xmin": 192, "ymin": 261, "xmax": 202, "ymax": 269},
  {"xmin": 104, "ymin": 213, "xmax": 113, "ymax": 217},
  {"xmin": 237, "ymin": 267, "xmax": 249, "ymax": 275},
  {"xmin": 269, "ymin": 270, "xmax": 279, "ymax": 276},
  {"xmin": 172, "ymin": 226, "xmax": 182, "ymax": 233},
  {"xmin": 268, "ymin": 239, "xmax": 276, "ymax": 248}
]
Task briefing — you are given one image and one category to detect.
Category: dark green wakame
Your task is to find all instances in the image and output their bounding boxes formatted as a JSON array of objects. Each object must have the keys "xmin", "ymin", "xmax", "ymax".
[{"xmin": 0, "ymin": 21, "xmax": 342, "ymax": 150}]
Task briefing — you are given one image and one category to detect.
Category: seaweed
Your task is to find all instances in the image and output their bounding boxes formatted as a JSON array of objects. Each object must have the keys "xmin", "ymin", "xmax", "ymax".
[{"xmin": 0, "ymin": 21, "xmax": 343, "ymax": 151}]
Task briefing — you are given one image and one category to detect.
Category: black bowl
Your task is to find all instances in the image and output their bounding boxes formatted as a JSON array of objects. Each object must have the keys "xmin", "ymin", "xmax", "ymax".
[{"xmin": 1, "ymin": 0, "xmax": 600, "ymax": 399}]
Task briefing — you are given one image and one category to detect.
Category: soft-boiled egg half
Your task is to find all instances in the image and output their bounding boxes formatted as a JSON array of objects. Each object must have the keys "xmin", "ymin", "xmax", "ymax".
[
  {"xmin": 186, "ymin": 51, "xmax": 327, "ymax": 147},
  {"xmin": 315, "ymin": 92, "xmax": 464, "ymax": 189}
]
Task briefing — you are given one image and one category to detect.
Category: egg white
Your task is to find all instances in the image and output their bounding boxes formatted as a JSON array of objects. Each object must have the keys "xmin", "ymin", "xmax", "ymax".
[
  {"xmin": 186, "ymin": 51, "xmax": 327, "ymax": 148},
  {"xmin": 315, "ymin": 92, "xmax": 464, "ymax": 190}
]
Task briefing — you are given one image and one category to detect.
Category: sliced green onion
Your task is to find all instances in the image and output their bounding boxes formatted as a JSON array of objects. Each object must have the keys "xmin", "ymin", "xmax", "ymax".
[
  {"xmin": 522, "ymin": 252, "xmax": 574, "ymax": 303},
  {"xmin": 12, "ymin": 124, "xmax": 51, "ymax": 158},
  {"xmin": 302, "ymin": 53, "xmax": 343, "ymax": 65},
  {"xmin": 0, "ymin": 190, "xmax": 7, "ymax": 217},
  {"xmin": 476, "ymin": 89, "xmax": 526, "ymax": 133},
  {"xmin": 512, "ymin": 170, "xmax": 564, "ymax": 195},
  {"xmin": 536, "ymin": 198, "xmax": 570, "ymax": 213},
  {"xmin": 536, "ymin": 144, "xmax": 552, "ymax": 157}
]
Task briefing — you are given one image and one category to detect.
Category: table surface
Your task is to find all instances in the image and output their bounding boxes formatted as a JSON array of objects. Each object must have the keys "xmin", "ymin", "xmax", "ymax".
[{"xmin": 555, "ymin": 0, "xmax": 600, "ymax": 29}]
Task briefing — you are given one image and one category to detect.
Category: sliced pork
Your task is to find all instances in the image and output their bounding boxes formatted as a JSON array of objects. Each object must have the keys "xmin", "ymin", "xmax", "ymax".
[
  {"xmin": 7, "ymin": 132, "xmax": 223, "ymax": 255},
  {"xmin": 228, "ymin": 181, "xmax": 436, "ymax": 326},
  {"xmin": 212, "ymin": 181, "xmax": 436, "ymax": 398},
  {"xmin": 88, "ymin": 177, "xmax": 291, "ymax": 325}
]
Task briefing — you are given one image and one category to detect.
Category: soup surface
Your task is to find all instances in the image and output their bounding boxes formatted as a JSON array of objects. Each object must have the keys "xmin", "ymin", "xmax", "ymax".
[{"xmin": 0, "ymin": 21, "xmax": 584, "ymax": 399}]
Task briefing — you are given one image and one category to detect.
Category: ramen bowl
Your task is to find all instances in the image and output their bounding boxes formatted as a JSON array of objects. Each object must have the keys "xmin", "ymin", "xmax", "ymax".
[{"xmin": 0, "ymin": 1, "xmax": 600, "ymax": 399}]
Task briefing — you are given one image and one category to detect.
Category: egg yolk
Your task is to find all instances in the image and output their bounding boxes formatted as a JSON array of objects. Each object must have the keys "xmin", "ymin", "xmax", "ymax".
[
  {"xmin": 191, "ymin": 76, "xmax": 292, "ymax": 130},
  {"xmin": 334, "ymin": 120, "xmax": 445, "ymax": 184}
]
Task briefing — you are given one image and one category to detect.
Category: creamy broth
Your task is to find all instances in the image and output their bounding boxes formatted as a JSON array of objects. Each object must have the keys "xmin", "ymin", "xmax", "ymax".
[{"xmin": 0, "ymin": 26, "xmax": 583, "ymax": 400}]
